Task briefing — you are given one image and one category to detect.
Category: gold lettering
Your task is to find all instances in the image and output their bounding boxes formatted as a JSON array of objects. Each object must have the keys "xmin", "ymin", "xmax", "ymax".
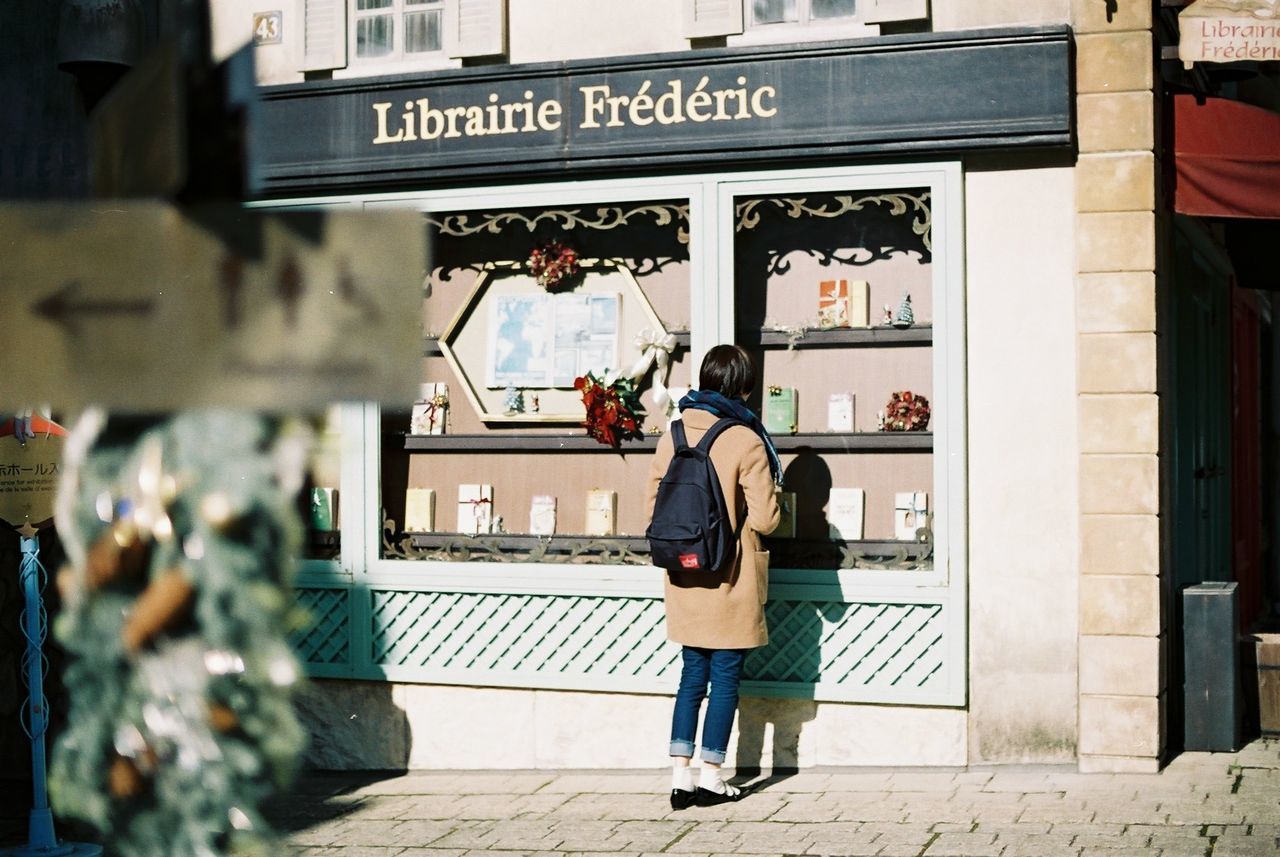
[
  {"xmin": 654, "ymin": 79, "xmax": 684, "ymax": 124},
  {"xmin": 486, "ymin": 94, "xmax": 501, "ymax": 134},
  {"xmin": 465, "ymin": 106, "xmax": 487, "ymax": 136},
  {"xmin": 579, "ymin": 85, "xmax": 610, "ymax": 128},
  {"xmin": 401, "ymin": 100, "xmax": 419, "ymax": 141},
  {"xmin": 686, "ymin": 76, "xmax": 712, "ymax": 122},
  {"xmin": 417, "ymin": 97, "xmax": 444, "ymax": 139},
  {"xmin": 711, "ymin": 87, "xmax": 732, "ymax": 121},
  {"xmin": 500, "ymin": 102, "xmax": 521, "ymax": 133},
  {"xmin": 605, "ymin": 92, "xmax": 629, "ymax": 127},
  {"xmin": 733, "ymin": 76, "xmax": 751, "ymax": 119},
  {"xmin": 628, "ymin": 80, "xmax": 655, "ymax": 126},
  {"xmin": 372, "ymin": 102, "xmax": 404, "ymax": 144},
  {"xmin": 520, "ymin": 91, "xmax": 538, "ymax": 132},
  {"xmin": 751, "ymin": 84, "xmax": 778, "ymax": 118},
  {"xmin": 443, "ymin": 106, "xmax": 467, "ymax": 138},
  {"xmin": 537, "ymin": 100, "xmax": 563, "ymax": 131}
]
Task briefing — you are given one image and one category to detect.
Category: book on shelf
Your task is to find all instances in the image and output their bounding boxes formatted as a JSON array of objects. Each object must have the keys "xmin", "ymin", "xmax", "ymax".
[
  {"xmin": 529, "ymin": 495, "xmax": 557, "ymax": 535},
  {"xmin": 310, "ymin": 487, "xmax": 338, "ymax": 531},
  {"xmin": 764, "ymin": 387, "xmax": 798, "ymax": 435},
  {"xmin": 826, "ymin": 487, "xmax": 865, "ymax": 540},
  {"xmin": 818, "ymin": 279, "xmax": 870, "ymax": 329},
  {"xmin": 404, "ymin": 488, "xmax": 436, "ymax": 532},
  {"xmin": 457, "ymin": 484, "xmax": 493, "ymax": 535},
  {"xmin": 827, "ymin": 392, "xmax": 855, "ymax": 432},
  {"xmin": 585, "ymin": 489, "xmax": 617, "ymax": 536}
]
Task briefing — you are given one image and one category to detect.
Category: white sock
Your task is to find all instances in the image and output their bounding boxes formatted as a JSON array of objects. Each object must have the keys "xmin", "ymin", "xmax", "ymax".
[
  {"xmin": 698, "ymin": 766, "xmax": 739, "ymax": 796},
  {"xmin": 672, "ymin": 766, "xmax": 694, "ymax": 791}
]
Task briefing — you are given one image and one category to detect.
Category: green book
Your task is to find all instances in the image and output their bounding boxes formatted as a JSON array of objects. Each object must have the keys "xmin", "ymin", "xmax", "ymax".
[{"xmin": 764, "ymin": 386, "xmax": 798, "ymax": 435}]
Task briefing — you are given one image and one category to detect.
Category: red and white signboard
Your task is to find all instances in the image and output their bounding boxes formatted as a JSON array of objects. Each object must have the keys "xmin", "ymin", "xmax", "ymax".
[{"xmin": 1179, "ymin": 0, "xmax": 1280, "ymax": 68}]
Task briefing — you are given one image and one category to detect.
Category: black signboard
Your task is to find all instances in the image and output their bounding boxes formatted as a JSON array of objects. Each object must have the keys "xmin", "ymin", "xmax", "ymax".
[{"xmin": 252, "ymin": 25, "xmax": 1073, "ymax": 195}]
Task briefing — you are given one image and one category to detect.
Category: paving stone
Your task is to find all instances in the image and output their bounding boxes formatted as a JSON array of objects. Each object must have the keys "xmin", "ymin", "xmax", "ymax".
[
  {"xmin": 990, "ymin": 832, "xmax": 1078, "ymax": 852},
  {"xmin": 1076, "ymin": 850, "xmax": 1159, "ymax": 857},
  {"xmin": 922, "ymin": 831, "xmax": 1001, "ymax": 856},
  {"xmin": 1213, "ymin": 835, "xmax": 1280, "ymax": 857}
]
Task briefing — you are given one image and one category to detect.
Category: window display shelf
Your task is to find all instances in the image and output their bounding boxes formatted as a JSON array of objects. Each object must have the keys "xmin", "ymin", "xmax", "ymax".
[
  {"xmin": 400, "ymin": 532, "xmax": 932, "ymax": 567},
  {"xmin": 424, "ymin": 331, "xmax": 692, "ymax": 357},
  {"xmin": 742, "ymin": 324, "xmax": 933, "ymax": 348},
  {"xmin": 402, "ymin": 431, "xmax": 932, "ymax": 453}
]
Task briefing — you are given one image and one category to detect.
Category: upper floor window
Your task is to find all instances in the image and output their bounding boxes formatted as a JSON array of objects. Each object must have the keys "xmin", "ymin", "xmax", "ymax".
[
  {"xmin": 354, "ymin": 0, "xmax": 444, "ymax": 61},
  {"xmin": 750, "ymin": 0, "xmax": 857, "ymax": 27}
]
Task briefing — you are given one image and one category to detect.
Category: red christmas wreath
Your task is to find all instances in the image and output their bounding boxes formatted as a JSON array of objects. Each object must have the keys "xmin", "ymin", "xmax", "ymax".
[
  {"xmin": 527, "ymin": 240, "xmax": 581, "ymax": 291},
  {"xmin": 882, "ymin": 390, "xmax": 931, "ymax": 432}
]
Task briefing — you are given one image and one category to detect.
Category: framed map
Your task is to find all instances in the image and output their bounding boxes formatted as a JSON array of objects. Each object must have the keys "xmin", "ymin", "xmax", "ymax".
[{"xmin": 487, "ymin": 292, "xmax": 620, "ymax": 389}]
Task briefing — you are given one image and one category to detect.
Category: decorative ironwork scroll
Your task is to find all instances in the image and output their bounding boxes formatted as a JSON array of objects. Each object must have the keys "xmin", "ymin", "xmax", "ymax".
[
  {"xmin": 382, "ymin": 517, "xmax": 932, "ymax": 570},
  {"xmin": 736, "ymin": 192, "xmax": 931, "ymax": 249},
  {"xmin": 426, "ymin": 203, "xmax": 690, "ymax": 244}
]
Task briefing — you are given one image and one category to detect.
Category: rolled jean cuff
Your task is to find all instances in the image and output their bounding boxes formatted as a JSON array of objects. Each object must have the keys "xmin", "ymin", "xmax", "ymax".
[
  {"xmin": 700, "ymin": 746, "xmax": 727, "ymax": 764},
  {"xmin": 669, "ymin": 740, "xmax": 695, "ymax": 757}
]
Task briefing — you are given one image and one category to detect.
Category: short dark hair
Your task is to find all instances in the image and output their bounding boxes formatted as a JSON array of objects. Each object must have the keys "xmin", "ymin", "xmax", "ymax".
[{"xmin": 699, "ymin": 344, "xmax": 756, "ymax": 399}]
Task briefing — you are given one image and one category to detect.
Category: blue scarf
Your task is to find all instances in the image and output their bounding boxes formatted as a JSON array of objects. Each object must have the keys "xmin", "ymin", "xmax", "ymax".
[{"xmin": 678, "ymin": 389, "xmax": 783, "ymax": 485}]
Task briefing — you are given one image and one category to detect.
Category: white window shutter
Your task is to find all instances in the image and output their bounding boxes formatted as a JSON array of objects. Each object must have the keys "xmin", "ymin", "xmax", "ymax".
[
  {"xmin": 447, "ymin": 0, "xmax": 507, "ymax": 59},
  {"xmin": 862, "ymin": 0, "xmax": 928, "ymax": 23},
  {"xmin": 683, "ymin": 0, "xmax": 744, "ymax": 39},
  {"xmin": 301, "ymin": 0, "xmax": 347, "ymax": 71}
]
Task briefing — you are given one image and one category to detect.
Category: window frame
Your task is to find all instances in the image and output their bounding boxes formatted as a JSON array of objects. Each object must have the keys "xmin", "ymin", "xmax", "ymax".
[
  {"xmin": 337, "ymin": 0, "xmax": 457, "ymax": 79},
  {"xmin": 731, "ymin": 0, "xmax": 879, "ymax": 45}
]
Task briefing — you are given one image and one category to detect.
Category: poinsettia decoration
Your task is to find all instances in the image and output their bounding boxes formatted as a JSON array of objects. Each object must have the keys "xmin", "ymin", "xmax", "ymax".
[
  {"xmin": 883, "ymin": 390, "xmax": 931, "ymax": 432},
  {"xmin": 574, "ymin": 372, "xmax": 645, "ymax": 447},
  {"xmin": 527, "ymin": 240, "xmax": 581, "ymax": 291}
]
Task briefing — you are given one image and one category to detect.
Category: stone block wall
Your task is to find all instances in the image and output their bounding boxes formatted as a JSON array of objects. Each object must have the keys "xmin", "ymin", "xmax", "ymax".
[{"xmin": 1072, "ymin": 0, "xmax": 1164, "ymax": 773}]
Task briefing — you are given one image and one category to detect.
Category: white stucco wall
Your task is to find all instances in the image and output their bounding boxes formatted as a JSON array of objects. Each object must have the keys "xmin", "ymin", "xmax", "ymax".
[
  {"xmin": 209, "ymin": 0, "xmax": 305, "ymax": 85},
  {"xmin": 963, "ymin": 164, "xmax": 1080, "ymax": 763},
  {"xmin": 508, "ymin": 0, "xmax": 687, "ymax": 64},
  {"xmin": 299, "ymin": 680, "xmax": 967, "ymax": 770},
  {"xmin": 931, "ymin": 0, "xmax": 1070, "ymax": 31}
]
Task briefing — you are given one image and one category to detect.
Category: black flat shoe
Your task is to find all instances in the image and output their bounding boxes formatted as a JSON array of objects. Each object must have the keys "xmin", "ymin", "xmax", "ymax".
[
  {"xmin": 670, "ymin": 788, "xmax": 695, "ymax": 810},
  {"xmin": 694, "ymin": 785, "xmax": 747, "ymax": 806}
]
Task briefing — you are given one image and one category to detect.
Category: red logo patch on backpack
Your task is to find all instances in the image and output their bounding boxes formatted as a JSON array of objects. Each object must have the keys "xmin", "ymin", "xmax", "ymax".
[{"xmin": 679, "ymin": 554, "xmax": 701, "ymax": 569}]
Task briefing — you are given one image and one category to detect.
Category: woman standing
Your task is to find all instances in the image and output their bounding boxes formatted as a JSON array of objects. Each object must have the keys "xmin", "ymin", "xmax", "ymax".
[{"xmin": 645, "ymin": 344, "xmax": 782, "ymax": 808}]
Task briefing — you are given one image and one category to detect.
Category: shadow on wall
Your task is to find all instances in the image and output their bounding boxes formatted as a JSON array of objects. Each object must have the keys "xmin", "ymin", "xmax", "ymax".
[
  {"xmin": 290, "ymin": 577, "xmax": 412, "ymax": 774},
  {"xmin": 733, "ymin": 451, "xmax": 848, "ymax": 775}
]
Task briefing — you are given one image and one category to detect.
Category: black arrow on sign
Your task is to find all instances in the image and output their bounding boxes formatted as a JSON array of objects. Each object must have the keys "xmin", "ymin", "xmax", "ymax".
[{"xmin": 32, "ymin": 280, "xmax": 156, "ymax": 338}]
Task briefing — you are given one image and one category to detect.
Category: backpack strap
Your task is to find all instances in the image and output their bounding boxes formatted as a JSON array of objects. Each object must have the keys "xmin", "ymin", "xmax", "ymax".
[
  {"xmin": 670, "ymin": 419, "xmax": 689, "ymax": 452},
  {"xmin": 693, "ymin": 418, "xmax": 750, "ymax": 540},
  {"xmin": 694, "ymin": 417, "xmax": 744, "ymax": 453}
]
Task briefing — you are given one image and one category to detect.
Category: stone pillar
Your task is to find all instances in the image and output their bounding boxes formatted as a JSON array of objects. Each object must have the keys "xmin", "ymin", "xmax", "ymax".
[{"xmin": 1072, "ymin": 0, "xmax": 1164, "ymax": 773}]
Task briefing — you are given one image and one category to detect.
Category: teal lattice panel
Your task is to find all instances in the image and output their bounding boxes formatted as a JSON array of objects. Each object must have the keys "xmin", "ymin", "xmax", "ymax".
[
  {"xmin": 370, "ymin": 590, "xmax": 681, "ymax": 683},
  {"xmin": 746, "ymin": 600, "xmax": 945, "ymax": 693},
  {"xmin": 292, "ymin": 587, "xmax": 351, "ymax": 668},
  {"xmin": 365, "ymin": 588, "xmax": 948, "ymax": 700}
]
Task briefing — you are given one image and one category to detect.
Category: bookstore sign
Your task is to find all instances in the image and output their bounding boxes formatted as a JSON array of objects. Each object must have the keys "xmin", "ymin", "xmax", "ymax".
[
  {"xmin": 253, "ymin": 27, "xmax": 1073, "ymax": 194},
  {"xmin": 1179, "ymin": 0, "xmax": 1280, "ymax": 67}
]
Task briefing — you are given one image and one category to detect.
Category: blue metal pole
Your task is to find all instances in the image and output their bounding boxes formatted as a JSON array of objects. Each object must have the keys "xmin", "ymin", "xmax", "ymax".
[{"xmin": 1, "ymin": 535, "xmax": 101, "ymax": 857}]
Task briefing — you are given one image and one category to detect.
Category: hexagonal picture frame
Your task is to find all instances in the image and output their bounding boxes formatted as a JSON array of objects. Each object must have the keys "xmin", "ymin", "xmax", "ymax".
[{"xmin": 438, "ymin": 260, "xmax": 669, "ymax": 423}]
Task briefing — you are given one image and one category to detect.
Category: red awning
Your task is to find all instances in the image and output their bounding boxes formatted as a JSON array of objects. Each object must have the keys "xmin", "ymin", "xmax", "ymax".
[{"xmin": 1173, "ymin": 93, "xmax": 1280, "ymax": 219}]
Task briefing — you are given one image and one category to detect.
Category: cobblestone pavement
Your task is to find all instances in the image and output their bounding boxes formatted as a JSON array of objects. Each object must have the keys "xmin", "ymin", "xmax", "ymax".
[{"xmin": 274, "ymin": 738, "xmax": 1280, "ymax": 857}]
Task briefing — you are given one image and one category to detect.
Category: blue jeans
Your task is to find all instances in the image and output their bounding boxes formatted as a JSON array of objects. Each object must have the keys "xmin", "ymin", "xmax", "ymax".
[{"xmin": 668, "ymin": 646, "xmax": 747, "ymax": 765}]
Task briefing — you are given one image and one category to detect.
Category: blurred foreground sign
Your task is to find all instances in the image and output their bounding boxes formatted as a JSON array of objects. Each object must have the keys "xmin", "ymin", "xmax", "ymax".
[{"xmin": 0, "ymin": 204, "xmax": 424, "ymax": 410}]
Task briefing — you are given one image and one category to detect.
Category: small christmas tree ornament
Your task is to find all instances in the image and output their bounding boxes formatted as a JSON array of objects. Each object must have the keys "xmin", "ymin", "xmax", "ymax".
[
  {"xmin": 893, "ymin": 291, "xmax": 915, "ymax": 329},
  {"xmin": 503, "ymin": 383, "xmax": 525, "ymax": 415}
]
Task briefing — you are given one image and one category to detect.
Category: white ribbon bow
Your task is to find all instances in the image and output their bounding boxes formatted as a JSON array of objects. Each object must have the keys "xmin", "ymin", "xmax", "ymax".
[{"xmin": 605, "ymin": 328, "xmax": 678, "ymax": 410}]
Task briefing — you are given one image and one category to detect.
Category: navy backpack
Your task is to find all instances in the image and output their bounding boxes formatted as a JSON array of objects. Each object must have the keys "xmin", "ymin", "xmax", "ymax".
[{"xmin": 646, "ymin": 418, "xmax": 744, "ymax": 573}]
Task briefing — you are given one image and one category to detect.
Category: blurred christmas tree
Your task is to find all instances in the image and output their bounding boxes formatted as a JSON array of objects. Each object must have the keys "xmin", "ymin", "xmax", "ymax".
[{"xmin": 48, "ymin": 410, "xmax": 310, "ymax": 857}]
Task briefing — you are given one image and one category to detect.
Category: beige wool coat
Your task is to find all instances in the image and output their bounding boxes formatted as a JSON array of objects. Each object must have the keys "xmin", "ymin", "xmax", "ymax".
[{"xmin": 644, "ymin": 409, "xmax": 781, "ymax": 650}]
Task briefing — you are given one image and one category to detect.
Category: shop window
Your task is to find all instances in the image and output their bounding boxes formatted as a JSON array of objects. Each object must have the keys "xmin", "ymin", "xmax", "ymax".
[
  {"xmin": 353, "ymin": 0, "xmax": 444, "ymax": 61},
  {"xmin": 749, "ymin": 0, "xmax": 857, "ymax": 27}
]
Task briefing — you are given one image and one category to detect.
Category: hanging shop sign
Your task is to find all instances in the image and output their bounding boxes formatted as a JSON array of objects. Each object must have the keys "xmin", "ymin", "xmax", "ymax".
[
  {"xmin": 0, "ymin": 204, "xmax": 424, "ymax": 411},
  {"xmin": 252, "ymin": 26, "xmax": 1073, "ymax": 195},
  {"xmin": 1179, "ymin": 0, "xmax": 1280, "ymax": 67}
]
